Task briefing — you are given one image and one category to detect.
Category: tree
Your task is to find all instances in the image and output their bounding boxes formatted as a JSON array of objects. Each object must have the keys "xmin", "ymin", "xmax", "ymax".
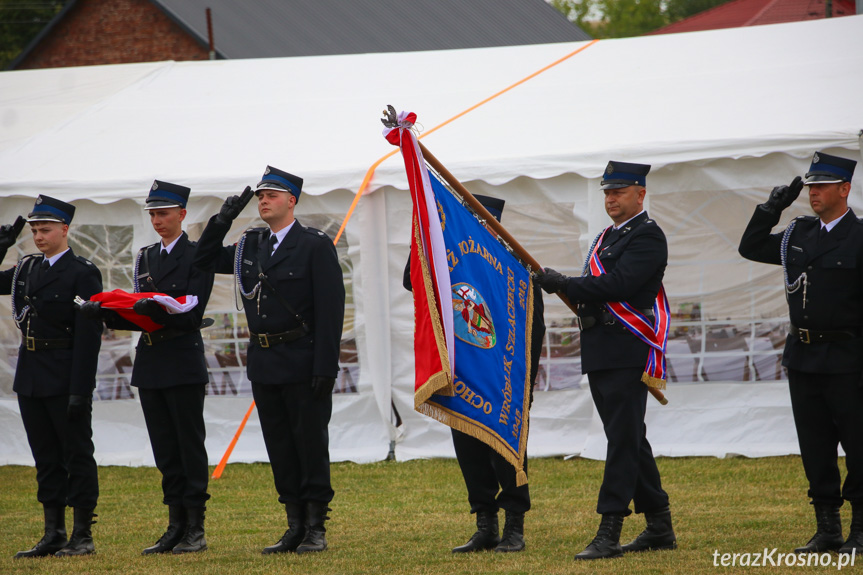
[
  {"xmin": 0, "ymin": 0, "xmax": 64, "ymax": 70},
  {"xmin": 665, "ymin": 0, "xmax": 734, "ymax": 22},
  {"xmin": 551, "ymin": 0, "xmax": 735, "ymax": 38}
]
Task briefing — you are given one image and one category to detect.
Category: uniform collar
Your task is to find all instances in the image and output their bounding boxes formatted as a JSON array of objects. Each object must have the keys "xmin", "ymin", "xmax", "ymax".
[
  {"xmin": 612, "ymin": 210, "xmax": 645, "ymax": 231},
  {"xmin": 43, "ymin": 247, "xmax": 70, "ymax": 267}
]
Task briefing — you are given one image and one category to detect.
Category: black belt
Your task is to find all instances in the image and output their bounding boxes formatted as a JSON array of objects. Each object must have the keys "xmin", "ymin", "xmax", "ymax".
[
  {"xmin": 577, "ymin": 308, "xmax": 654, "ymax": 331},
  {"xmin": 140, "ymin": 318, "xmax": 212, "ymax": 346},
  {"xmin": 23, "ymin": 336, "xmax": 73, "ymax": 351},
  {"xmin": 140, "ymin": 328, "xmax": 188, "ymax": 346},
  {"xmin": 790, "ymin": 324, "xmax": 861, "ymax": 344},
  {"xmin": 250, "ymin": 327, "xmax": 307, "ymax": 348}
]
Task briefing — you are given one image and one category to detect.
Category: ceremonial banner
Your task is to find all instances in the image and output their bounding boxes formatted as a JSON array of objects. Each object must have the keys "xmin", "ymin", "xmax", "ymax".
[{"xmin": 385, "ymin": 111, "xmax": 534, "ymax": 484}]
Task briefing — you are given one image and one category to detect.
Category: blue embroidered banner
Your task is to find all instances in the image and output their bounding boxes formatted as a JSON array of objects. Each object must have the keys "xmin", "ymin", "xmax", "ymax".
[{"xmin": 417, "ymin": 171, "xmax": 534, "ymax": 484}]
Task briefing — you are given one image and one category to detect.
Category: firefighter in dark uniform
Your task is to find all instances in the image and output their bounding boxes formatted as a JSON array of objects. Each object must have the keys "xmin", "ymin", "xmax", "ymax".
[
  {"xmin": 194, "ymin": 166, "xmax": 345, "ymax": 555},
  {"xmin": 739, "ymin": 151, "xmax": 863, "ymax": 555},
  {"xmin": 537, "ymin": 162, "xmax": 675, "ymax": 560},
  {"xmin": 0, "ymin": 196, "xmax": 102, "ymax": 558},
  {"xmin": 80, "ymin": 181, "xmax": 215, "ymax": 554},
  {"xmin": 402, "ymin": 195, "xmax": 546, "ymax": 553}
]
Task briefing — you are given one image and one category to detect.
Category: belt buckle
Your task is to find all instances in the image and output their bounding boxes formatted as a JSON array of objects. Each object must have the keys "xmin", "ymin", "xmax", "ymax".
[
  {"xmin": 259, "ymin": 333, "xmax": 269, "ymax": 348},
  {"xmin": 798, "ymin": 328, "xmax": 810, "ymax": 344},
  {"xmin": 142, "ymin": 333, "xmax": 153, "ymax": 346},
  {"xmin": 26, "ymin": 336, "xmax": 35, "ymax": 351}
]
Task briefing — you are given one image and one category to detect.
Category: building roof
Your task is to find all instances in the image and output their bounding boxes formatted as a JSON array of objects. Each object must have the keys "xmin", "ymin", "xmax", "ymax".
[
  {"xmin": 648, "ymin": 0, "xmax": 856, "ymax": 35},
  {"xmin": 154, "ymin": 0, "xmax": 591, "ymax": 58}
]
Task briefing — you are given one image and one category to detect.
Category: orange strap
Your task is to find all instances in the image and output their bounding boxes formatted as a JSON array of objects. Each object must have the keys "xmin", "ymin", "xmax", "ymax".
[{"xmin": 213, "ymin": 39, "xmax": 600, "ymax": 479}]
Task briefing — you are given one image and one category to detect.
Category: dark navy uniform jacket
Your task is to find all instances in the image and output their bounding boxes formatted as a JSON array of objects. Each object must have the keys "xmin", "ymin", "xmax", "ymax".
[
  {"xmin": 739, "ymin": 207, "xmax": 863, "ymax": 374},
  {"xmin": 562, "ymin": 212, "xmax": 667, "ymax": 374},
  {"xmin": 0, "ymin": 248, "xmax": 102, "ymax": 397},
  {"xmin": 105, "ymin": 232, "xmax": 215, "ymax": 388},
  {"xmin": 194, "ymin": 216, "xmax": 345, "ymax": 385}
]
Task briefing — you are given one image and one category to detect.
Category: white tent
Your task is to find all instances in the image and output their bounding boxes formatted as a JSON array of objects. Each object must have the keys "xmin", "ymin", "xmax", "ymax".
[{"xmin": 1, "ymin": 16, "xmax": 862, "ymax": 466}]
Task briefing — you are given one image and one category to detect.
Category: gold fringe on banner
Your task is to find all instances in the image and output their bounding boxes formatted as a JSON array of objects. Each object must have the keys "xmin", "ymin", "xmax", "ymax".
[
  {"xmin": 641, "ymin": 372, "xmax": 667, "ymax": 390},
  {"xmin": 412, "ymin": 215, "xmax": 454, "ymax": 408},
  {"xmin": 416, "ymin": 278, "xmax": 535, "ymax": 487}
]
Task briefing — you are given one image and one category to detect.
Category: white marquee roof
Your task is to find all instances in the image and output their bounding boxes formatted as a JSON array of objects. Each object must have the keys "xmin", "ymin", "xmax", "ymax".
[{"xmin": 1, "ymin": 16, "xmax": 861, "ymax": 203}]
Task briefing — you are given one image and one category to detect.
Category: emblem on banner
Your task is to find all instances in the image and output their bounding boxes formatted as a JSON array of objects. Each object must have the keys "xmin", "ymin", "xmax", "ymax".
[{"xmin": 452, "ymin": 283, "xmax": 496, "ymax": 349}]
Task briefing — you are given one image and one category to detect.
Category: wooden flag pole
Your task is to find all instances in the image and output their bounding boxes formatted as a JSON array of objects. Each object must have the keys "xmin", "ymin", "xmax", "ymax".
[{"xmin": 417, "ymin": 141, "xmax": 668, "ymax": 405}]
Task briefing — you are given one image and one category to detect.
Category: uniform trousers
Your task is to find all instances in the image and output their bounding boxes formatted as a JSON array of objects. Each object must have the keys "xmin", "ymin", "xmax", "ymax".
[
  {"xmin": 252, "ymin": 381, "xmax": 334, "ymax": 505},
  {"xmin": 17, "ymin": 394, "xmax": 98, "ymax": 509},
  {"xmin": 138, "ymin": 384, "xmax": 209, "ymax": 507},
  {"xmin": 588, "ymin": 366, "xmax": 668, "ymax": 515},
  {"xmin": 452, "ymin": 429, "xmax": 529, "ymax": 514},
  {"xmin": 788, "ymin": 369, "xmax": 863, "ymax": 505}
]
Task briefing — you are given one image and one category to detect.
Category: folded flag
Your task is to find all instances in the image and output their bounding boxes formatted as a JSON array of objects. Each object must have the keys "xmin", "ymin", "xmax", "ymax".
[{"xmin": 90, "ymin": 289, "xmax": 198, "ymax": 332}]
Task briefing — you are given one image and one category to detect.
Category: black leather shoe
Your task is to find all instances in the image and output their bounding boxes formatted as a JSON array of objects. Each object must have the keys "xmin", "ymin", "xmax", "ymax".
[
  {"xmin": 840, "ymin": 501, "xmax": 863, "ymax": 555},
  {"xmin": 794, "ymin": 504, "xmax": 843, "ymax": 553},
  {"xmin": 55, "ymin": 508, "xmax": 96, "ymax": 557},
  {"xmin": 14, "ymin": 506, "xmax": 67, "ymax": 559},
  {"xmin": 263, "ymin": 502, "xmax": 306, "ymax": 554},
  {"xmin": 621, "ymin": 507, "xmax": 677, "ymax": 553},
  {"xmin": 494, "ymin": 511, "xmax": 525, "ymax": 553},
  {"xmin": 142, "ymin": 505, "xmax": 185, "ymax": 555},
  {"xmin": 172, "ymin": 506, "xmax": 207, "ymax": 554},
  {"xmin": 452, "ymin": 511, "xmax": 499, "ymax": 553},
  {"xmin": 574, "ymin": 513, "xmax": 625, "ymax": 560},
  {"xmin": 295, "ymin": 501, "xmax": 329, "ymax": 554}
]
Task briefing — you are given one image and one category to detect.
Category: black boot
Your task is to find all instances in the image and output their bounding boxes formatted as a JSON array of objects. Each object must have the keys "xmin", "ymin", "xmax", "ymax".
[
  {"xmin": 452, "ymin": 511, "xmax": 500, "ymax": 553},
  {"xmin": 494, "ymin": 511, "xmax": 525, "ymax": 553},
  {"xmin": 621, "ymin": 507, "xmax": 677, "ymax": 553},
  {"xmin": 840, "ymin": 501, "xmax": 863, "ymax": 555},
  {"xmin": 55, "ymin": 508, "xmax": 96, "ymax": 557},
  {"xmin": 295, "ymin": 501, "xmax": 329, "ymax": 554},
  {"xmin": 262, "ymin": 502, "xmax": 306, "ymax": 554},
  {"xmin": 14, "ymin": 505, "xmax": 67, "ymax": 558},
  {"xmin": 142, "ymin": 505, "xmax": 186, "ymax": 555},
  {"xmin": 172, "ymin": 506, "xmax": 207, "ymax": 554},
  {"xmin": 574, "ymin": 513, "xmax": 625, "ymax": 560},
  {"xmin": 794, "ymin": 503, "xmax": 843, "ymax": 553}
]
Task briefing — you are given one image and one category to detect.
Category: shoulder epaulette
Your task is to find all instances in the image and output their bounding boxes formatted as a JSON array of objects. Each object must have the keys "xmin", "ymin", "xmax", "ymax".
[
  {"xmin": 304, "ymin": 227, "xmax": 329, "ymax": 239},
  {"xmin": 74, "ymin": 255, "xmax": 95, "ymax": 266}
]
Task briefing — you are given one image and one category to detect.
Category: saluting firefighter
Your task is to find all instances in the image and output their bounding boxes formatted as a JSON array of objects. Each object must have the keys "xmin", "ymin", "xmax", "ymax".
[
  {"xmin": 80, "ymin": 181, "xmax": 215, "ymax": 554},
  {"xmin": 194, "ymin": 166, "xmax": 345, "ymax": 554},
  {"xmin": 536, "ymin": 162, "xmax": 676, "ymax": 560},
  {"xmin": 0, "ymin": 196, "xmax": 102, "ymax": 558},
  {"xmin": 739, "ymin": 151, "xmax": 863, "ymax": 555},
  {"xmin": 402, "ymin": 195, "xmax": 546, "ymax": 553}
]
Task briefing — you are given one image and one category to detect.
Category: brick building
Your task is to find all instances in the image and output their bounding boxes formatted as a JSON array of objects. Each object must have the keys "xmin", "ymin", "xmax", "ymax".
[
  {"xmin": 648, "ymin": 0, "xmax": 856, "ymax": 35},
  {"xmin": 8, "ymin": 0, "xmax": 590, "ymax": 70},
  {"xmin": 11, "ymin": 0, "xmax": 211, "ymax": 70}
]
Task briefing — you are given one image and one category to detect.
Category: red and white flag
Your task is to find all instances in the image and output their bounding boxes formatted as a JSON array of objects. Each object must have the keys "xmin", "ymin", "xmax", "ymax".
[
  {"xmin": 384, "ymin": 112, "xmax": 455, "ymax": 404},
  {"xmin": 90, "ymin": 289, "xmax": 198, "ymax": 332}
]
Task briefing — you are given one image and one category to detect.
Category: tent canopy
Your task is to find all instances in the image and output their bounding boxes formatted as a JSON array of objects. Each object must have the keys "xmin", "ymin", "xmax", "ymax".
[
  {"xmin": 1, "ymin": 16, "xmax": 860, "ymax": 202},
  {"xmin": 1, "ymin": 16, "xmax": 862, "ymax": 467}
]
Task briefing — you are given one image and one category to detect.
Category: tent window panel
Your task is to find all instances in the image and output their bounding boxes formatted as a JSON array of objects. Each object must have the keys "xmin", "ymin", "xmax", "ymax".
[{"xmin": 68, "ymin": 224, "xmax": 134, "ymax": 290}]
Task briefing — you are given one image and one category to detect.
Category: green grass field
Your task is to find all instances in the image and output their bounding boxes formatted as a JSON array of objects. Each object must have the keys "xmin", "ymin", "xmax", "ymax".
[{"xmin": 0, "ymin": 456, "xmax": 856, "ymax": 574}]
